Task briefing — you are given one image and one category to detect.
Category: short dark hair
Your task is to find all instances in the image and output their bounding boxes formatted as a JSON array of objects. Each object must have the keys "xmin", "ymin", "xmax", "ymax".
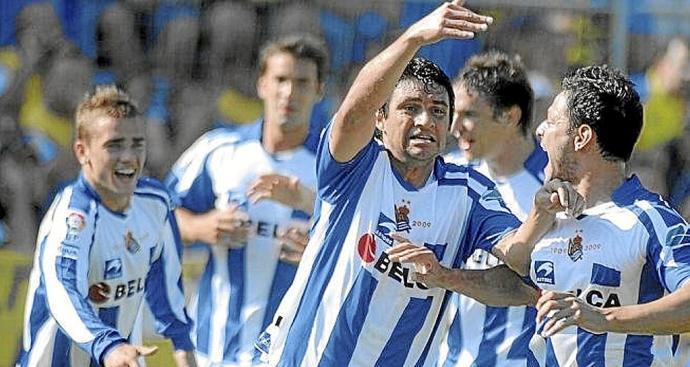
[
  {"xmin": 379, "ymin": 57, "xmax": 455, "ymax": 126},
  {"xmin": 561, "ymin": 65, "xmax": 643, "ymax": 162},
  {"xmin": 258, "ymin": 34, "xmax": 329, "ymax": 84},
  {"xmin": 457, "ymin": 51, "xmax": 534, "ymax": 136}
]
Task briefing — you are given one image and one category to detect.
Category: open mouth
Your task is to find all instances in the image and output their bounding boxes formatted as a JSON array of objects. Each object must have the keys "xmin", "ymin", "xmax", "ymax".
[
  {"xmin": 114, "ymin": 167, "xmax": 137, "ymax": 180},
  {"xmin": 459, "ymin": 138, "xmax": 473, "ymax": 150},
  {"xmin": 409, "ymin": 133, "xmax": 437, "ymax": 144}
]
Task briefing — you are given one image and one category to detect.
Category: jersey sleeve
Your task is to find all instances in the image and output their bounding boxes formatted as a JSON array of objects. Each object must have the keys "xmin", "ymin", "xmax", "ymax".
[
  {"xmin": 455, "ymin": 173, "xmax": 521, "ymax": 265},
  {"xmin": 145, "ymin": 207, "xmax": 194, "ymax": 350},
  {"xmin": 40, "ymin": 196, "xmax": 126, "ymax": 364},
  {"xmin": 165, "ymin": 131, "xmax": 239, "ymax": 212},
  {"xmin": 316, "ymin": 120, "xmax": 381, "ymax": 203},
  {"xmin": 646, "ymin": 210, "xmax": 690, "ymax": 293}
]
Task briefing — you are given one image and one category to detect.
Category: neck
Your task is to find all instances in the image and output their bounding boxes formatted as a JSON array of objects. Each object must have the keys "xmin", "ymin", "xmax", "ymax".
[
  {"xmin": 390, "ymin": 157, "xmax": 435, "ymax": 189},
  {"xmin": 573, "ymin": 159, "xmax": 626, "ymax": 208},
  {"xmin": 262, "ymin": 119, "xmax": 308, "ymax": 154},
  {"xmin": 485, "ymin": 134, "xmax": 534, "ymax": 179}
]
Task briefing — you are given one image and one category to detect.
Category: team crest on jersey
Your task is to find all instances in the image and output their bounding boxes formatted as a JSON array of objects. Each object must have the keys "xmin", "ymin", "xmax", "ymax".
[
  {"xmin": 394, "ymin": 200, "xmax": 412, "ymax": 232},
  {"xmin": 375, "ymin": 213, "xmax": 396, "ymax": 246},
  {"xmin": 105, "ymin": 258, "xmax": 123, "ymax": 279},
  {"xmin": 124, "ymin": 231, "xmax": 141, "ymax": 254},
  {"xmin": 535, "ymin": 260, "xmax": 555, "ymax": 284},
  {"xmin": 568, "ymin": 230, "xmax": 584, "ymax": 262}
]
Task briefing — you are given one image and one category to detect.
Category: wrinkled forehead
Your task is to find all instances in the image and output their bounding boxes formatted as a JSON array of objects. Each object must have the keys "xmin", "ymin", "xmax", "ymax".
[{"xmin": 390, "ymin": 78, "xmax": 450, "ymax": 106}]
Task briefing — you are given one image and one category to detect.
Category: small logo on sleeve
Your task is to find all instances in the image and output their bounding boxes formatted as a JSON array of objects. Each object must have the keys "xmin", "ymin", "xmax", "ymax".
[{"xmin": 535, "ymin": 260, "xmax": 555, "ymax": 285}]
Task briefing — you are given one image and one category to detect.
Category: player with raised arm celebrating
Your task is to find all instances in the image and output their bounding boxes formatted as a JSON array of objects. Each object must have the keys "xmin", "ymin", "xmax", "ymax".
[
  {"xmin": 258, "ymin": 2, "xmax": 580, "ymax": 365},
  {"xmin": 16, "ymin": 85, "xmax": 195, "ymax": 367}
]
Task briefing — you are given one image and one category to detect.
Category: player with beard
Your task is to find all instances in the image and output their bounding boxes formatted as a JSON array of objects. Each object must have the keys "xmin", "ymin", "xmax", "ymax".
[
  {"xmin": 391, "ymin": 65, "xmax": 690, "ymax": 366},
  {"xmin": 260, "ymin": 2, "xmax": 583, "ymax": 365}
]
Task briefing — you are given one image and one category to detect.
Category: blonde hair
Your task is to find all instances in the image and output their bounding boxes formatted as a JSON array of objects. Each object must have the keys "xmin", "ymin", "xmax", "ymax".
[{"xmin": 75, "ymin": 85, "xmax": 140, "ymax": 140}]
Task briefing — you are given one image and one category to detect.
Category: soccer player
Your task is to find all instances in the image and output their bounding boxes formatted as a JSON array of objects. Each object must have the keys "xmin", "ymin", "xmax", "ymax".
[
  {"xmin": 16, "ymin": 85, "xmax": 195, "ymax": 367},
  {"xmin": 260, "ymin": 2, "xmax": 578, "ymax": 365},
  {"xmin": 393, "ymin": 65, "xmax": 690, "ymax": 365},
  {"xmin": 441, "ymin": 51, "xmax": 546, "ymax": 366},
  {"xmin": 165, "ymin": 35, "xmax": 326, "ymax": 366}
]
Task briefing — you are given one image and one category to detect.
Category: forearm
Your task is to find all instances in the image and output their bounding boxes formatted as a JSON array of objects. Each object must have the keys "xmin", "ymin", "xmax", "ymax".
[
  {"xmin": 602, "ymin": 284, "xmax": 690, "ymax": 334},
  {"xmin": 174, "ymin": 208, "xmax": 203, "ymax": 244},
  {"xmin": 434, "ymin": 265, "xmax": 538, "ymax": 306},
  {"xmin": 493, "ymin": 208, "xmax": 555, "ymax": 276},
  {"xmin": 331, "ymin": 33, "xmax": 423, "ymax": 161}
]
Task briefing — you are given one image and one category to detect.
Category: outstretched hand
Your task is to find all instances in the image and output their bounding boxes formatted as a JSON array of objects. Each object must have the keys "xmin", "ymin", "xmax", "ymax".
[
  {"xmin": 247, "ymin": 174, "xmax": 315, "ymax": 215},
  {"xmin": 405, "ymin": 0, "xmax": 493, "ymax": 45},
  {"xmin": 104, "ymin": 344, "xmax": 158, "ymax": 367}
]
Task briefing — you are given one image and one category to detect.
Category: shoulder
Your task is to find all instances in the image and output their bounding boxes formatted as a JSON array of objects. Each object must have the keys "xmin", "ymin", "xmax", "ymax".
[
  {"xmin": 136, "ymin": 177, "xmax": 174, "ymax": 211},
  {"xmin": 176, "ymin": 127, "xmax": 247, "ymax": 165},
  {"xmin": 437, "ymin": 158, "xmax": 496, "ymax": 192}
]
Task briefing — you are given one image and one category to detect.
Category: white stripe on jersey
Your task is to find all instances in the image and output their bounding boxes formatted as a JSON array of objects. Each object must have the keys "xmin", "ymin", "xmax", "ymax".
[{"xmin": 266, "ymin": 130, "xmax": 520, "ymax": 366}]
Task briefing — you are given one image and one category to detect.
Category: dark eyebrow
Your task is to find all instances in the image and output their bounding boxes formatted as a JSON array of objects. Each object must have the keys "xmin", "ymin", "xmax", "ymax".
[
  {"xmin": 133, "ymin": 137, "xmax": 145, "ymax": 143},
  {"xmin": 104, "ymin": 138, "xmax": 125, "ymax": 146}
]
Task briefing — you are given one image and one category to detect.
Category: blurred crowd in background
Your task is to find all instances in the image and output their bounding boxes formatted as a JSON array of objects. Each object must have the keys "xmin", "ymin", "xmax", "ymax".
[{"xmin": 0, "ymin": 0, "xmax": 688, "ymax": 253}]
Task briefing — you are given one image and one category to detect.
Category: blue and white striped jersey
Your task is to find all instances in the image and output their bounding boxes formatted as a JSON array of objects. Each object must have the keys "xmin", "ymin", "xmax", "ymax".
[
  {"xmin": 529, "ymin": 175, "xmax": 690, "ymax": 366},
  {"xmin": 166, "ymin": 126, "xmax": 317, "ymax": 366},
  {"xmin": 16, "ymin": 175, "xmax": 193, "ymax": 367},
  {"xmin": 265, "ymin": 126, "xmax": 521, "ymax": 367},
  {"xmin": 442, "ymin": 147, "xmax": 546, "ymax": 367}
]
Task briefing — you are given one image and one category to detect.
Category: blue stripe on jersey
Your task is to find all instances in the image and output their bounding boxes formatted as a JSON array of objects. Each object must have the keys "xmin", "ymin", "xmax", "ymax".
[
  {"xmin": 375, "ymin": 296, "xmax": 432, "ymax": 366},
  {"xmin": 145, "ymin": 241, "xmax": 193, "ymax": 351},
  {"xmin": 72, "ymin": 176, "xmax": 96, "ymax": 212},
  {"xmin": 195, "ymin": 251, "xmax": 214, "ymax": 354},
  {"xmin": 591, "ymin": 263, "xmax": 621, "ymax": 287},
  {"xmin": 414, "ymin": 291, "xmax": 452, "ymax": 367},
  {"xmin": 29, "ymin": 239, "xmax": 50, "ymax": 344},
  {"xmin": 99, "ymin": 306, "xmax": 120, "ymax": 328},
  {"xmin": 443, "ymin": 312, "xmax": 462, "ymax": 367},
  {"xmin": 52, "ymin": 329, "xmax": 71, "ymax": 367},
  {"xmin": 223, "ymin": 248, "xmax": 245, "ymax": 361},
  {"xmin": 576, "ymin": 329, "xmax": 606, "ymax": 366},
  {"xmin": 281, "ymin": 135, "xmax": 377, "ymax": 365},
  {"xmin": 507, "ymin": 307, "xmax": 537, "ymax": 360},
  {"xmin": 261, "ymin": 261, "xmax": 298, "ymax": 335},
  {"xmin": 545, "ymin": 337, "xmax": 560, "ymax": 367},
  {"xmin": 318, "ymin": 270, "xmax": 378, "ymax": 366},
  {"xmin": 473, "ymin": 306, "xmax": 508, "ymax": 365},
  {"xmin": 622, "ymin": 260, "xmax": 661, "ymax": 366}
]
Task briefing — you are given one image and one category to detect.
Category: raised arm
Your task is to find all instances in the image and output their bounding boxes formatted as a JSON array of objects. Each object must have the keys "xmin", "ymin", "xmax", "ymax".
[{"xmin": 329, "ymin": 0, "xmax": 492, "ymax": 162}]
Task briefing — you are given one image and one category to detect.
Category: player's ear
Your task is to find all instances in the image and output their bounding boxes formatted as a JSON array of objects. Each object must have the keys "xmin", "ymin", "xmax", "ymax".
[
  {"xmin": 74, "ymin": 139, "xmax": 88, "ymax": 165},
  {"xmin": 574, "ymin": 124, "xmax": 593, "ymax": 152},
  {"xmin": 375, "ymin": 108, "xmax": 386, "ymax": 133},
  {"xmin": 502, "ymin": 105, "xmax": 522, "ymax": 129}
]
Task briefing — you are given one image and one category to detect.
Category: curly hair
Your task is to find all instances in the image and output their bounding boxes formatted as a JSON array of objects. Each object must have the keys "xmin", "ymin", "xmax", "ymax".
[
  {"xmin": 562, "ymin": 65, "xmax": 643, "ymax": 162},
  {"xmin": 75, "ymin": 84, "xmax": 140, "ymax": 140},
  {"xmin": 457, "ymin": 51, "xmax": 534, "ymax": 136}
]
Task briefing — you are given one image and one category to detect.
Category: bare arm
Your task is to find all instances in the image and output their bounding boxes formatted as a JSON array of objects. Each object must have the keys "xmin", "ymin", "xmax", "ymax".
[
  {"xmin": 330, "ymin": 0, "xmax": 492, "ymax": 162},
  {"xmin": 423, "ymin": 265, "xmax": 537, "ymax": 306},
  {"xmin": 387, "ymin": 235, "xmax": 537, "ymax": 306},
  {"xmin": 492, "ymin": 179, "xmax": 585, "ymax": 276},
  {"xmin": 174, "ymin": 207, "xmax": 250, "ymax": 246},
  {"xmin": 537, "ymin": 284, "xmax": 690, "ymax": 337}
]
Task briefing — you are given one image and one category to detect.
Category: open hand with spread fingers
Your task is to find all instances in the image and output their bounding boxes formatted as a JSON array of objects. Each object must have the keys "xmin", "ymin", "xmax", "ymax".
[
  {"xmin": 536, "ymin": 290, "xmax": 608, "ymax": 337},
  {"xmin": 404, "ymin": 0, "xmax": 493, "ymax": 45}
]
